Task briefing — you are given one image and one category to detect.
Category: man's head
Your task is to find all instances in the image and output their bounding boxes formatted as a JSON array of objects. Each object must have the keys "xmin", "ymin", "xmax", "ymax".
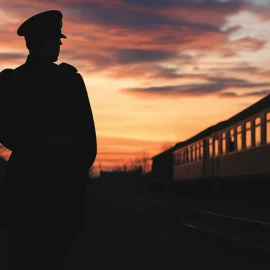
[
  {"xmin": 17, "ymin": 10, "xmax": 66, "ymax": 62},
  {"xmin": 25, "ymin": 34, "xmax": 63, "ymax": 62}
]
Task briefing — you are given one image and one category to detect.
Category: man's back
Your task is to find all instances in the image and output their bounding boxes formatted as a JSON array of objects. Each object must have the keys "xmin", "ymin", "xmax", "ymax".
[{"xmin": 0, "ymin": 55, "xmax": 96, "ymax": 253}]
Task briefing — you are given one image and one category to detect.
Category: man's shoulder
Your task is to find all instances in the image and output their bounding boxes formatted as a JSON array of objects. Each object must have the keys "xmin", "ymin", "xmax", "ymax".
[
  {"xmin": 0, "ymin": 68, "xmax": 14, "ymax": 78},
  {"xmin": 13, "ymin": 64, "xmax": 34, "ymax": 80},
  {"xmin": 57, "ymin": 62, "xmax": 85, "ymax": 85},
  {"xmin": 0, "ymin": 69, "xmax": 15, "ymax": 88},
  {"xmin": 58, "ymin": 62, "xmax": 78, "ymax": 73}
]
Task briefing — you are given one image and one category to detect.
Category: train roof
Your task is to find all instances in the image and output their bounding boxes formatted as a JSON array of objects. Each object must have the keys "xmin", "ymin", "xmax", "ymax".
[
  {"xmin": 151, "ymin": 146, "xmax": 177, "ymax": 160},
  {"xmin": 173, "ymin": 94, "xmax": 270, "ymax": 151}
]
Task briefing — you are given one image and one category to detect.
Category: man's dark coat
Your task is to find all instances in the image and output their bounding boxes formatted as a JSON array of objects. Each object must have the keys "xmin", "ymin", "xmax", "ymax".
[{"xmin": 0, "ymin": 54, "xmax": 97, "ymax": 253}]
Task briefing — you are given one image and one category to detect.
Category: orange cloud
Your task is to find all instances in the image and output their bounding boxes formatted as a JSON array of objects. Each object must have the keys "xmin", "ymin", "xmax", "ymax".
[
  {"xmin": 156, "ymin": 1, "xmax": 245, "ymax": 26},
  {"xmin": 230, "ymin": 37, "xmax": 267, "ymax": 52}
]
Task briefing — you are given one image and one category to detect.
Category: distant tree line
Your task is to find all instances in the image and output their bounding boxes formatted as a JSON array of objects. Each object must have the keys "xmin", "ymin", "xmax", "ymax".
[
  {"xmin": 107, "ymin": 151, "xmax": 151, "ymax": 175},
  {"xmin": 105, "ymin": 141, "xmax": 177, "ymax": 176}
]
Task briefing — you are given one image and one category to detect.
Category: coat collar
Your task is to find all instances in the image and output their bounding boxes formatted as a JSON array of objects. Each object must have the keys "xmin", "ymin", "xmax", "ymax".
[{"xmin": 25, "ymin": 54, "xmax": 55, "ymax": 68}]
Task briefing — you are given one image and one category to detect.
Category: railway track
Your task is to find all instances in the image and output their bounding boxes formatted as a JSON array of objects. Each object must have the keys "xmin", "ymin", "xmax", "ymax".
[{"xmin": 119, "ymin": 193, "xmax": 270, "ymax": 259}]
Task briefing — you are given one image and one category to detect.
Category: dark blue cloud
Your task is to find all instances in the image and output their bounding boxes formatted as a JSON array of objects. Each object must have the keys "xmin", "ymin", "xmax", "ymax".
[
  {"xmin": 209, "ymin": 66, "xmax": 260, "ymax": 74},
  {"xmin": 0, "ymin": 53, "xmax": 26, "ymax": 60},
  {"xmin": 244, "ymin": 89, "xmax": 270, "ymax": 96},
  {"xmin": 122, "ymin": 0, "xmax": 240, "ymax": 7},
  {"xmin": 119, "ymin": 77, "xmax": 270, "ymax": 98},
  {"xmin": 219, "ymin": 92, "xmax": 238, "ymax": 97},
  {"xmin": 220, "ymin": 89, "xmax": 270, "ymax": 97},
  {"xmin": 114, "ymin": 49, "xmax": 178, "ymax": 64},
  {"xmin": 68, "ymin": 3, "xmax": 221, "ymax": 33},
  {"xmin": 62, "ymin": 48, "xmax": 179, "ymax": 66}
]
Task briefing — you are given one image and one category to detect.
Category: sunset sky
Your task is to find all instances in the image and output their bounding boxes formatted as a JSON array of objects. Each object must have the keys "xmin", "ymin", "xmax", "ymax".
[{"xmin": 1, "ymin": 0, "xmax": 270, "ymax": 174}]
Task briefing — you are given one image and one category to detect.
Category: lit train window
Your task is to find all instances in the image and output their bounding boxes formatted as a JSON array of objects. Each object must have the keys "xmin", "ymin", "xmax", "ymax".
[
  {"xmin": 267, "ymin": 113, "xmax": 270, "ymax": 144},
  {"xmin": 187, "ymin": 147, "xmax": 190, "ymax": 162},
  {"xmin": 214, "ymin": 138, "xmax": 219, "ymax": 156},
  {"xmin": 255, "ymin": 117, "xmax": 261, "ymax": 147},
  {"xmin": 209, "ymin": 138, "xmax": 213, "ymax": 158},
  {"xmin": 246, "ymin": 121, "xmax": 251, "ymax": 129},
  {"xmin": 245, "ymin": 121, "xmax": 252, "ymax": 148},
  {"xmin": 200, "ymin": 141, "xmax": 203, "ymax": 159},
  {"xmin": 255, "ymin": 117, "xmax": 261, "ymax": 125},
  {"xmin": 193, "ymin": 145, "xmax": 196, "ymax": 161},
  {"xmin": 196, "ymin": 143, "xmax": 200, "ymax": 160},
  {"xmin": 267, "ymin": 122, "xmax": 270, "ymax": 144},
  {"xmin": 222, "ymin": 132, "xmax": 226, "ymax": 154},
  {"xmin": 228, "ymin": 128, "xmax": 235, "ymax": 152},
  {"xmin": 236, "ymin": 125, "xmax": 242, "ymax": 151}
]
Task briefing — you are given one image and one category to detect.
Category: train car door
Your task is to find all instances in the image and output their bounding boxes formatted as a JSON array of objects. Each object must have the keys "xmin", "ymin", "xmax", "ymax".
[
  {"xmin": 203, "ymin": 138, "xmax": 213, "ymax": 179},
  {"xmin": 213, "ymin": 157, "xmax": 220, "ymax": 178},
  {"xmin": 212, "ymin": 137, "xmax": 220, "ymax": 178}
]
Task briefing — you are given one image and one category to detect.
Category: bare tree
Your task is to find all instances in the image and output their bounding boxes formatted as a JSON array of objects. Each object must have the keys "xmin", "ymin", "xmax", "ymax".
[
  {"xmin": 135, "ymin": 151, "xmax": 152, "ymax": 174},
  {"xmin": 128, "ymin": 158, "xmax": 135, "ymax": 171},
  {"xmin": 108, "ymin": 150, "xmax": 153, "ymax": 175},
  {"xmin": 134, "ymin": 157, "xmax": 142, "ymax": 170},
  {"xmin": 160, "ymin": 141, "xmax": 176, "ymax": 152}
]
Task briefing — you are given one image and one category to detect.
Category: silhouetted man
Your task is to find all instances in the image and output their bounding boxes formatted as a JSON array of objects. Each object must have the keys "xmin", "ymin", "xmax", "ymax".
[{"xmin": 0, "ymin": 10, "xmax": 97, "ymax": 269}]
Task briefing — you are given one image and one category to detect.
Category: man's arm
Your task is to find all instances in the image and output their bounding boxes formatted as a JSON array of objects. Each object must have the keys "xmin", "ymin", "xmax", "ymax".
[
  {"xmin": 72, "ymin": 73, "xmax": 97, "ymax": 171},
  {"xmin": 0, "ymin": 69, "xmax": 15, "ymax": 151}
]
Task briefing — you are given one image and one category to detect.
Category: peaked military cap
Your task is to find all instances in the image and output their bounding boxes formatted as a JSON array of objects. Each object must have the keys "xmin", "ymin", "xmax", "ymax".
[{"xmin": 17, "ymin": 10, "xmax": 67, "ymax": 39}]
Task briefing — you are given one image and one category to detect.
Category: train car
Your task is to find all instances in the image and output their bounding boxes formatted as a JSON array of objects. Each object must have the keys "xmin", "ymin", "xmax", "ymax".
[
  {"xmin": 151, "ymin": 147, "xmax": 175, "ymax": 186},
  {"xmin": 173, "ymin": 94, "xmax": 270, "ymax": 183}
]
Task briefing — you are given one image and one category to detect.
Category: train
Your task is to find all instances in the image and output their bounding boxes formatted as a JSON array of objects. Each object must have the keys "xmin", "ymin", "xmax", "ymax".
[{"xmin": 151, "ymin": 94, "xmax": 270, "ymax": 189}]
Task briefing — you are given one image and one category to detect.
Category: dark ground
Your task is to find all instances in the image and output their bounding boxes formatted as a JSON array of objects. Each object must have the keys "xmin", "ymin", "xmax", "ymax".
[
  {"xmin": 88, "ymin": 180, "xmax": 270, "ymax": 270},
  {"xmin": 1, "ymin": 177, "xmax": 270, "ymax": 269}
]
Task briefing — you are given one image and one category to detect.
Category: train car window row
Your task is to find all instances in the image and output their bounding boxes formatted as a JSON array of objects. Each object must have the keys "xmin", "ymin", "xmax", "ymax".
[
  {"xmin": 174, "ymin": 111, "xmax": 270, "ymax": 166},
  {"xmin": 174, "ymin": 140, "xmax": 204, "ymax": 166},
  {"xmin": 207, "ymin": 111, "xmax": 270, "ymax": 159}
]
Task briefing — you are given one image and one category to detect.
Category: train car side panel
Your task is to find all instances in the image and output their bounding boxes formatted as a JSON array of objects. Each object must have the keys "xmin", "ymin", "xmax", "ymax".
[{"xmin": 174, "ymin": 161, "xmax": 203, "ymax": 183}]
